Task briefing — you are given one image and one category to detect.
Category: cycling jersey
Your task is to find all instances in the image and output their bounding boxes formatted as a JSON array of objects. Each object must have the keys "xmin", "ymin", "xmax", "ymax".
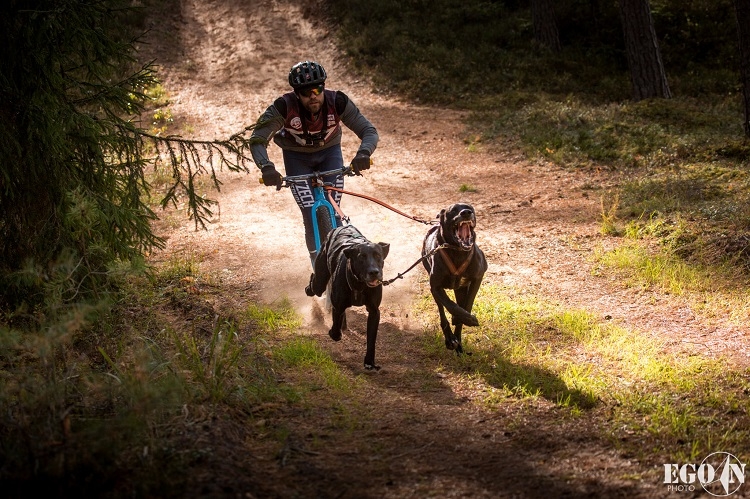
[
  {"xmin": 250, "ymin": 90, "xmax": 378, "ymax": 164},
  {"xmin": 275, "ymin": 90, "xmax": 342, "ymax": 148}
]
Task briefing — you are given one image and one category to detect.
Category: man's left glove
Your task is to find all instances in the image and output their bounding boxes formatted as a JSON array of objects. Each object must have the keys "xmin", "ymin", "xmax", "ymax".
[
  {"xmin": 350, "ymin": 152, "xmax": 371, "ymax": 176},
  {"xmin": 261, "ymin": 163, "xmax": 282, "ymax": 189}
]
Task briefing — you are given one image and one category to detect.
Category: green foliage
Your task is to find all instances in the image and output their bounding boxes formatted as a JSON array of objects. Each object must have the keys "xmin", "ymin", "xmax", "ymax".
[
  {"xmin": 328, "ymin": 0, "xmax": 737, "ymax": 103},
  {"xmin": 595, "ymin": 242, "xmax": 706, "ymax": 295},
  {"xmin": 0, "ymin": 256, "xmax": 289, "ymax": 496},
  {"xmin": 600, "ymin": 193, "xmax": 621, "ymax": 236},
  {"xmin": 170, "ymin": 321, "xmax": 244, "ymax": 403},
  {"xmin": 0, "ymin": 0, "xmax": 161, "ymax": 309},
  {"xmin": 594, "ymin": 240, "xmax": 750, "ymax": 324},
  {"xmin": 0, "ymin": 1, "xmax": 258, "ymax": 314},
  {"xmin": 0, "ymin": 289, "xmax": 187, "ymax": 496},
  {"xmin": 325, "ymin": 0, "xmax": 749, "ymax": 272},
  {"xmin": 615, "ymin": 161, "xmax": 750, "ymax": 269},
  {"xmin": 475, "ymin": 95, "xmax": 742, "ymax": 169}
]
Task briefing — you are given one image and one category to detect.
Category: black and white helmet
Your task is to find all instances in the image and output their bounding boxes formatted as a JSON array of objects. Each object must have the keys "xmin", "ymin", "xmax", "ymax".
[{"xmin": 288, "ymin": 61, "xmax": 327, "ymax": 89}]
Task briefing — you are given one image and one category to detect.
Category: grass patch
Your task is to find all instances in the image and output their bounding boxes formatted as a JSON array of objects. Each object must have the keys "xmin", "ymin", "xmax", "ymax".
[
  {"xmin": 0, "ymin": 255, "xmax": 293, "ymax": 496},
  {"xmin": 243, "ymin": 297, "xmax": 302, "ymax": 333},
  {"xmin": 271, "ymin": 337, "xmax": 364, "ymax": 434},
  {"xmin": 169, "ymin": 320, "xmax": 245, "ymax": 403},
  {"xmin": 418, "ymin": 283, "xmax": 750, "ymax": 463},
  {"xmin": 469, "ymin": 79, "xmax": 749, "ymax": 278},
  {"xmin": 595, "ymin": 242, "xmax": 706, "ymax": 295},
  {"xmin": 613, "ymin": 162, "xmax": 750, "ymax": 271},
  {"xmin": 593, "ymin": 240, "xmax": 750, "ymax": 324},
  {"xmin": 274, "ymin": 337, "xmax": 354, "ymax": 394}
]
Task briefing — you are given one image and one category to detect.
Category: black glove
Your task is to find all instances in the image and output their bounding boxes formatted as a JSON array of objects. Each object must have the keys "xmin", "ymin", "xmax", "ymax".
[
  {"xmin": 350, "ymin": 152, "xmax": 371, "ymax": 176},
  {"xmin": 261, "ymin": 163, "xmax": 282, "ymax": 189}
]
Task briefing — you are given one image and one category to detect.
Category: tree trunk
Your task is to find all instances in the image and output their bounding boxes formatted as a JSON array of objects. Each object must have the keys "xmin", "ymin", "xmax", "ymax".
[
  {"xmin": 734, "ymin": 0, "xmax": 750, "ymax": 137},
  {"xmin": 618, "ymin": 0, "xmax": 671, "ymax": 100},
  {"xmin": 532, "ymin": 0, "xmax": 561, "ymax": 53}
]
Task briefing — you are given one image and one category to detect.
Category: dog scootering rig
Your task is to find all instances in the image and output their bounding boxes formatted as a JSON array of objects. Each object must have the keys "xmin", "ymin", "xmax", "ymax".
[
  {"xmin": 261, "ymin": 165, "xmax": 452, "ymax": 284},
  {"xmin": 261, "ymin": 166, "xmax": 355, "ymax": 254},
  {"xmin": 320, "ymin": 182, "xmax": 463, "ymax": 286},
  {"xmin": 319, "ymin": 184, "xmax": 459, "ymax": 286},
  {"xmin": 323, "ymin": 185, "xmax": 438, "ymax": 227}
]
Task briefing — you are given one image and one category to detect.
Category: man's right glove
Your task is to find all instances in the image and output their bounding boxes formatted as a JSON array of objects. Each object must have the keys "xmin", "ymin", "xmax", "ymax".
[
  {"xmin": 350, "ymin": 152, "xmax": 371, "ymax": 176},
  {"xmin": 261, "ymin": 163, "xmax": 282, "ymax": 189}
]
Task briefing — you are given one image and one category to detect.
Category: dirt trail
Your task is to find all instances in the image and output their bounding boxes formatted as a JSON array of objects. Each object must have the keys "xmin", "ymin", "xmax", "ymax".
[{"xmin": 140, "ymin": 0, "xmax": 748, "ymax": 497}]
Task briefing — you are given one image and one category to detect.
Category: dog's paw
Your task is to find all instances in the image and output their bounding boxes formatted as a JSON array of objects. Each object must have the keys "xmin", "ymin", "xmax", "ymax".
[
  {"xmin": 305, "ymin": 274, "xmax": 316, "ymax": 297},
  {"xmin": 364, "ymin": 363, "xmax": 381, "ymax": 371},
  {"xmin": 328, "ymin": 329, "xmax": 342, "ymax": 341},
  {"xmin": 445, "ymin": 337, "xmax": 459, "ymax": 350},
  {"xmin": 453, "ymin": 313, "xmax": 479, "ymax": 327}
]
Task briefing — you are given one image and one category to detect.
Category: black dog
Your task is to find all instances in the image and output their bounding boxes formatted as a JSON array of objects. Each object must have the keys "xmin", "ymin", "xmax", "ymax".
[
  {"xmin": 422, "ymin": 203, "xmax": 488, "ymax": 354},
  {"xmin": 305, "ymin": 225, "xmax": 390, "ymax": 370}
]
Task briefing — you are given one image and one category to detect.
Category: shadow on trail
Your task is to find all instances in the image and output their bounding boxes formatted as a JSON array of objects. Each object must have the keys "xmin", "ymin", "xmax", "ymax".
[
  {"xmin": 336, "ymin": 308, "xmax": 597, "ymax": 410},
  {"xmin": 466, "ymin": 351, "xmax": 599, "ymax": 410},
  {"xmin": 288, "ymin": 309, "xmax": 649, "ymax": 499}
]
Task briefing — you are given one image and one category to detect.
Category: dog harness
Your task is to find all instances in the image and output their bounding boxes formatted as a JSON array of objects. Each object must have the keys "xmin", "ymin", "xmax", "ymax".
[
  {"xmin": 324, "ymin": 225, "xmax": 377, "ymax": 306},
  {"xmin": 427, "ymin": 224, "xmax": 476, "ymax": 278},
  {"xmin": 345, "ymin": 259, "xmax": 367, "ymax": 306},
  {"xmin": 438, "ymin": 245, "xmax": 475, "ymax": 276}
]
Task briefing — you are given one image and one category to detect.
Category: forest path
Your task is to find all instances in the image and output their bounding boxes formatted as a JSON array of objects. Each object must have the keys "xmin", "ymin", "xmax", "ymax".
[{"xmin": 139, "ymin": 0, "xmax": 747, "ymax": 496}]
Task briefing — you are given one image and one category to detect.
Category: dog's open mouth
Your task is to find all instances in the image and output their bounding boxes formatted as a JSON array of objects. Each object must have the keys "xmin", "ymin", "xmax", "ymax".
[
  {"xmin": 366, "ymin": 279, "xmax": 381, "ymax": 287},
  {"xmin": 454, "ymin": 220, "xmax": 475, "ymax": 249}
]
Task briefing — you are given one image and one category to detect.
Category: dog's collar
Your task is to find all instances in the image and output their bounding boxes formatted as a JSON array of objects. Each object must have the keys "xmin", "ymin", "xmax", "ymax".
[
  {"xmin": 346, "ymin": 259, "xmax": 363, "ymax": 286},
  {"xmin": 438, "ymin": 245, "xmax": 475, "ymax": 276}
]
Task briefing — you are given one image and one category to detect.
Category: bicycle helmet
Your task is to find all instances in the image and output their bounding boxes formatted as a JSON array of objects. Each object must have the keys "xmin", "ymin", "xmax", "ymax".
[{"xmin": 288, "ymin": 61, "xmax": 327, "ymax": 89}]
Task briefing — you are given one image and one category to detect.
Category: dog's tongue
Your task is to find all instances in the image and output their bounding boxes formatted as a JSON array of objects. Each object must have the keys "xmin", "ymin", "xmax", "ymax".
[{"xmin": 458, "ymin": 224, "xmax": 471, "ymax": 241}]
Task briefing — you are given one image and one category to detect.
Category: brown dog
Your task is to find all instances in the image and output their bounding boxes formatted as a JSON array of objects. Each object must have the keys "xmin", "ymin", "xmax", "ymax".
[{"xmin": 422, "ymin": 203, "xmax": 488, "ymax": 354}]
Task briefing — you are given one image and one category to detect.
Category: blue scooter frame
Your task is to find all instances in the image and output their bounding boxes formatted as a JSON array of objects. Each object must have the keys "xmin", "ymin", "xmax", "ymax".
[{"xmin": 264, "ymin": 166, "xmax": 353, "ymax": 253}]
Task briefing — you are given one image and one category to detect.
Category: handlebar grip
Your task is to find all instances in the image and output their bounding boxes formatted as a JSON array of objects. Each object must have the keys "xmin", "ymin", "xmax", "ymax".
[{"xmin": 259, "ymin": 177, "xmax": 284, "ymax": 191}]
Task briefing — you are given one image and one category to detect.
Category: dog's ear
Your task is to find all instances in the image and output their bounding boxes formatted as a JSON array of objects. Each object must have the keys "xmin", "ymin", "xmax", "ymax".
[
  {"xmin": 438, "ymin": 208, "xmax": 446, "ymax": 223},
  {"xmin": 343, "ymin": 247, "xmax": 359, "ymax": 259},
  {"xmin": 378, "ymin": 242, "xmax": 390, "ymax": 259}
]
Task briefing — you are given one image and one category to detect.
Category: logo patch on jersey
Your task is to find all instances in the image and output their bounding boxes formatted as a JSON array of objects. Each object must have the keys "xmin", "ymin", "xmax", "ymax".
[
  {"xmin": 327, "ymin": 114, "xmax": 336, "ymax": 127},
  {"xmin": 290, "ymin": 117, "xmax": 302, "ymax": 130}
]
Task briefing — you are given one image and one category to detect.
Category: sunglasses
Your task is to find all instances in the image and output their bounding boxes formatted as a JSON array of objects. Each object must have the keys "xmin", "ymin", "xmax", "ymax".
[{"xmin": 299, "ymin": 84, "xmax": 324, "ymax": 97}]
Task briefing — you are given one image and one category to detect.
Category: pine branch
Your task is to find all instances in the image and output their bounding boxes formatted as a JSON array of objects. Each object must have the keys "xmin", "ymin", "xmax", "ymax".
[{"xmin": 136, "ymin": 124, "xmax": 261, "ymax": 230}]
